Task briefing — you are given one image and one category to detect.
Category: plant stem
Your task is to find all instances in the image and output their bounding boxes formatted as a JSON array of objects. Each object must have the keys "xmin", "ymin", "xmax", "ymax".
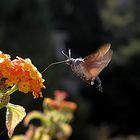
[{"xmin": 6, "ymin": 85, "xmax": 18, "ymax": 95}]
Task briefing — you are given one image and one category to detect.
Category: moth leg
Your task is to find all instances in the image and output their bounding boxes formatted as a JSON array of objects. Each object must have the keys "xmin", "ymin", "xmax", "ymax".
[
  {"xmin": 90, "ymin": 79, "xmax": 94, "ymax": 85},
  {"xmin": 95, "ymin": 76, "xmax": 103, "ymax": 92}
]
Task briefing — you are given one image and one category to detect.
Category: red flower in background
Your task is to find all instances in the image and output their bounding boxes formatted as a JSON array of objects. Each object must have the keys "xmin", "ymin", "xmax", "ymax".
[
  {"xmin": 54, "ymin": 90, "xmax": 68, "ymax": 100},
  {"xmin": 44, "ymin": 90, "xmax": 77, "ymax": 110}
]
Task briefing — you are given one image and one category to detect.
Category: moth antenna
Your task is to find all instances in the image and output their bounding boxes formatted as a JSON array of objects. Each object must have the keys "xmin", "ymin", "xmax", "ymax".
[
  {"xmin": 62, "ymin": 51, "xmax": 69, "ymax": 59},
  {"xmin": 42, "ymin": 49, "xmax": 71, "ymax": 74},
  {"xmin": 41, "ymin": 60, "xmax": 67, "ymax": 74},
  {"xmin": 68, "ymin": 49, "xmax": 71, "ymax": 58}
]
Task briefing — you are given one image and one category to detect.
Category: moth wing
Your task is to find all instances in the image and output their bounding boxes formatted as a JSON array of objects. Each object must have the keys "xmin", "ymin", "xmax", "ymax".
[{"xmin": 84, "ymin": 43, "xmax": 113, "ymax": 78}]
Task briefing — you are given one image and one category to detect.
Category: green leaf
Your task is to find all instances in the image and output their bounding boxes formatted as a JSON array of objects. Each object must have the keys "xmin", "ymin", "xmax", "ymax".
[
  {"xmin": 6, "ymin": 103, "xmax": 26, "ymax": 138},
  {"xmin": 24, "ymin": 111, "xmax": 46, "ymax": 126}
]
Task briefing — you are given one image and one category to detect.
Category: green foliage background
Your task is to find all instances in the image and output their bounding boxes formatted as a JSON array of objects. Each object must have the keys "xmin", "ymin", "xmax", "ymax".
[{"xmin": 1, "ymin": 0, "xmax": 140, "ymax": 140}]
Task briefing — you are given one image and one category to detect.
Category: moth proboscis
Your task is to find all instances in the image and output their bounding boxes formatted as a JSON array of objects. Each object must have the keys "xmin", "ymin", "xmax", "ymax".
[{"xmin": 42, "ymin": 43, "xmax": 113, "ymax": 91}]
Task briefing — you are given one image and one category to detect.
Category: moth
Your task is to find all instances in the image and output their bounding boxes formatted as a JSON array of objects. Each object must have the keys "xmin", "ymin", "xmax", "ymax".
[{"xmin": 42, "ymin": 43, "xmax": 113, "ymax": 90}]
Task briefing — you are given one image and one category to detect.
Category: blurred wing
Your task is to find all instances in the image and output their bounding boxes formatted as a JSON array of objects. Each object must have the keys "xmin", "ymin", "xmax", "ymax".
[{"xmin": 84, "ymin": 43, "xmax": 113, "ymax": 77}]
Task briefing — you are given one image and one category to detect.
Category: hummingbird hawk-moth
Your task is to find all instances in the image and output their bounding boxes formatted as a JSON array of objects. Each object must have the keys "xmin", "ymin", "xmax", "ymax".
[{"xmin": 42, "ymin": 43, "xmax": 113, "ymax": 90}]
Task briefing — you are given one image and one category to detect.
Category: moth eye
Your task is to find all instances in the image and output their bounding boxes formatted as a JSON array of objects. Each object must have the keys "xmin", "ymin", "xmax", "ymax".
[
  {"xmin": 67, "ymin": 60, "xmax": 72, "ymax": 65},
  {"xmin": 75, "ymin": 60, "xmax": 82, "ymax": 65}
]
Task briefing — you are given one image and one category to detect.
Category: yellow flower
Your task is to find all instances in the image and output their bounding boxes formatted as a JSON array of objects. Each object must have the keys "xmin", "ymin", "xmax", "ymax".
[{"xmin": 18, "ymin": 81, "xmax": 31, "ymax": 93}]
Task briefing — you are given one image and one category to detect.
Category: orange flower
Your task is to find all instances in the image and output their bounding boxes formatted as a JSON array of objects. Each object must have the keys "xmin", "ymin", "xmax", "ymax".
[
  {"xmin": 0, "ymin": 51, "xmax": 45, "ymax": 98},
  {"xmin": 44, "ymin": 98, "xmax": 77, "ymax": 110},
  {"xmin": 44, "ymin": 98, "xmax": 60, "ymax": 109},
  {"xmin": 44, "ymin": 90, "xmax": 77, "ymax": 110},
  {"xmin": 0, "ymin": 51, "xmax": 13, "ymax": 78},
  {"xmin": 59, "ymin": 101, "xmax": 77, "ymax": 110},
  {"xmin": 54, "ymin": 90, "xmax": 68, "ymax": 100},
  {"xmin": 8, "ymin": 57, "xmax": 45, "ymax": 98}
]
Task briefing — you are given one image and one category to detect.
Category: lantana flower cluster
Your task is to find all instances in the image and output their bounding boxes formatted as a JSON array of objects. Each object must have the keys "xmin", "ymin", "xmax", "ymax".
[{"xmin": 0, "ymin": 51, "xmax": 45, "ymax": 98}]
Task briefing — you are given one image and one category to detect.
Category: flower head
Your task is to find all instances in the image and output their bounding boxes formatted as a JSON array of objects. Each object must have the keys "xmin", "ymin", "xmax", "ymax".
[
  {"xmin": 0, "ymin": 51, "xmax": 45, "ymax": 98},
  {"xmin": 44, "ymin": 90, "xmax": 77, "ymax": 110},
  {"xmin": 0, "ymin": 51, "xmax": 13, "ymax": 79},
  {"xmin": 44, "ymin": 98, "xmax": 77, "ymax": 110},
  {"xmin": 54, "ymin": 90, "xmax": 68, "ymax": 101}
]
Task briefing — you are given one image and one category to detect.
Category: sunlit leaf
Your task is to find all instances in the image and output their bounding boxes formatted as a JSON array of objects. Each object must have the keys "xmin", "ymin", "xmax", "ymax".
[
  {"xmin": 6, "ymin": 103, "xmax": 26, "ymax": 138},
  {"xmin": 59, "ymin": 123, "xmax": 72, "ymax": 138},
  {"xmin": 41, "ymin": 134, "xmax": 51, "ymax": 140},
  {"xmin": 11, "ymin": 135, "xmax": 25, "ymax": 140}
]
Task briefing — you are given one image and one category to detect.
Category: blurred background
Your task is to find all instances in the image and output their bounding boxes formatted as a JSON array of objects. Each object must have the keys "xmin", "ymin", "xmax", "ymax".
[{"xmin": 1, "ymin": 0, "xmax": 140, "ymax": 139}]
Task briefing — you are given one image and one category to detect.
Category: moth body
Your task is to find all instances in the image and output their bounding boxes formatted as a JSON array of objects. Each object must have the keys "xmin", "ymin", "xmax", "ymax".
[
  {"xmin": 67, "ymin": 58, "xmax": 95, "ymax": 85},
  {"xmin": 65, "ymin": 43, "xmax": 113, "ymax": 87}
]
